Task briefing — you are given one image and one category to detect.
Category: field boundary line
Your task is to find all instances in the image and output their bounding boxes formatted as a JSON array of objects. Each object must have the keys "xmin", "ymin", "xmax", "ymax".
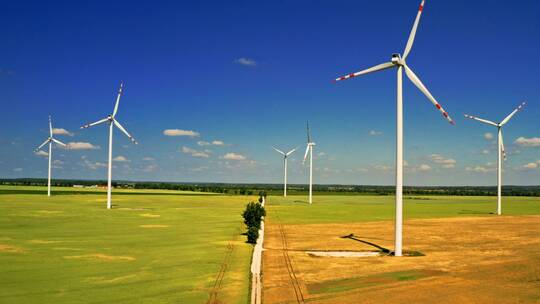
[{"xmin": 250, "ymin": 196, "xmax": 265, "ymax": 304}]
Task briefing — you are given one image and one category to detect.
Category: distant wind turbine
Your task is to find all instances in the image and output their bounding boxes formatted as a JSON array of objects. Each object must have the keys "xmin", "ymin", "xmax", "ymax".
[
  {"xmin": 81, "ymin": 83, "xmax": 137, "ymax": 209},
  {"xmin": 35, "ymin": 116, "xmax": 67, "ymax": 196},
  {"xmin": 464, "ymin": 102, "xmax": 526, "ymax": 215},
  {"xmin": 303, "ymin": 122, "xmax": 316, "ymax": 205},
  {"xmin": 333, "ymin": 0, "xmax": 454, "ymax": 256},
  {"xmin": 272, "ymin": 146, "xmax": 297, "ymax": 197}
]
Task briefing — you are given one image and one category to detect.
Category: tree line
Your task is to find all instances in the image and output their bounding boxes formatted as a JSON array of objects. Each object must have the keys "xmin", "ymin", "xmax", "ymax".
[{"xmin": 1, "ymin": 178, "xmax": 539, "ymax": 196}]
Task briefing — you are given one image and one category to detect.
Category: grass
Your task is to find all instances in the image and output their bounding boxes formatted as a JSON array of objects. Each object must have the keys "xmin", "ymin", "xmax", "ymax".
[
  {"xmin": 0, "ymin": 186, "xmax": 254, "ymax": 304},
  {"xmin": 267, "ymin": 195, "xmax": 540, "ymax": 224}
]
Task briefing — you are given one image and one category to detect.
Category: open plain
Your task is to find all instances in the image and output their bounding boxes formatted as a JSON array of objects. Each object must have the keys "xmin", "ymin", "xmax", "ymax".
[
  {"xmin": 0, "ymin": 186, "xmax": 253, "ymax": 304},
  {"xmin": 262, "ymin": 195, "xmax": 540, "ymax": 304}
]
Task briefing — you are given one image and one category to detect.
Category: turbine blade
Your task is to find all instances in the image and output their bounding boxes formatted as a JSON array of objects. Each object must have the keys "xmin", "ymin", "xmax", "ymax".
[
  {"xmin": 307, "ymin": 121, "xmax": 311, "ymax": 143},
  {"xmin": 49, "ymin": 116, "xmax": 53, "ymax": 137},
  {"xmin": 113, "ymin": 119, "xmax": 137, "ymax": 144},
  {"xmin": 112, "ymin": 83, "xmax": 124, "ymax": 117},
  {"xmin": 286, "ymin": 147, "xmax": 298, "ymax": 156},
  {"xmin": 463, "ymin": 114, "xmax": 498, "ymax": 127},
  {"xmin": 52, "ymin": 138, "xmax": 67, "ymax": 147},
  {"xmin": 272, "ymin": 147, "xmax": 285, "ymax": 155},
  {"xmin": 303, "ymin": 145, "xmax": 309, "ymax": 163},
  {"xmin": 499, "ymin": 131, "xmax": 506, "ymax": 161},
  {"xmin": 500, "ymin": 101, "xmax": 526, "ymax": 126},
  {"xmin": 36, "ymin": 139, "xmax": 50, "ymax": 151},
  {"xmin": 334, "ymin": 62, "xmax": 394, "ymax": 82},
  {"xmin": 81, "ymin": 117, "xmax": 109, "ymax": 129},
  {"xmin": 404, "ymin": 65, "xmax": 454, "ymax": 124},
  {"xmin": 403, "ymin": 0, "xmax": 425, "ymax": 59}
]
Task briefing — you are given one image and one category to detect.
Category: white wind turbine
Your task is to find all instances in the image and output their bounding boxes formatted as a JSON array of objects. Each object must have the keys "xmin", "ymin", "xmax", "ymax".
[
  {"xmin": 81, "ymin": 83, "xmax": 137, "ymax": 209},
  {"xmin": 464, "ymin": 102, "xmax": 526, "ymax": 216},
  {"xmin": 333, "ymin": 0, "xmax": 454, "ymax": 256},
  {"xmin": 272, "ymin": 146, "xmax": 297, "ymax": 197},
  {"xmin": 35, "ymin": 116, "xmax": 67, "ymax": 196},
  {"xmin": 303, "ymin": 122, "xmax": 316, "ymax": 205}
]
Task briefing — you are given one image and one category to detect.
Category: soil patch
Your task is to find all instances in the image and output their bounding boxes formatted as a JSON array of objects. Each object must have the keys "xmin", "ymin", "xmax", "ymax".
[
  {"xmin": 64, "ymin": 253, "xmax": 135, "ymax": 261},
  {"xmin": 307, "ymin": 251, "xmax": 381, "ymax": 258},
  {"xmin": 139, "ymin": 213, "xmax": 160, "ymax": 218},
  {"xmin": 0, "ymin": 244, "xmax": 25, "ymax": 253},
  {"xmin": 140, "ymin": 225, "xmax": 169, "ymax": 228}
]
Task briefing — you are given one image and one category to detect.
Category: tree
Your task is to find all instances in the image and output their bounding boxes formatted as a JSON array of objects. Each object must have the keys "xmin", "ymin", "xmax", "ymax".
[
  {"xmin": 247, "ymin": 226, "xmax": 259, "ymax": 244},
  {"xmin": 242, "ymin": 201, "xmax": 266, "ymax": 230}
]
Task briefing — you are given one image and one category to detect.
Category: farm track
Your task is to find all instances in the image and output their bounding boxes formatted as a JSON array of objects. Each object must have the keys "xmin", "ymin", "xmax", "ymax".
[
  {"xmin": 278, "ymin": 223, "xmax": 305, "ymax": 304},
  {"xmin": 207, "ymin": 228, "xmax": 239, "ymax": 304}
]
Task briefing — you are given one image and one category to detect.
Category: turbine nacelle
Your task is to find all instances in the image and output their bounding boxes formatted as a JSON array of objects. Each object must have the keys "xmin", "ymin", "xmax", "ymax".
[{"xmin": 391, "ymin": 53, "xmax": 404, "ymax": 65}]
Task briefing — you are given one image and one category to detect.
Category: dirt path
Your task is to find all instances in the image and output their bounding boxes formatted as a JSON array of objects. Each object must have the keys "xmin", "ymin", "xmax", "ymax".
[{"xmin": 262, "ymin": 215, "xmax": 540, "ymax": 304}]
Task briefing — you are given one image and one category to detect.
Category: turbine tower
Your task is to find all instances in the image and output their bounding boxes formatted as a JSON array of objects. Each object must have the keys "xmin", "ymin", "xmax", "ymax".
[
  {"xmin": 464, "ymin": 102, "xmax": 526, "ymax": 215},
  {"xmin": 35, "ymin": 116, "xmax": 67, "ymax": 196},
  {"xmin": 81, "ymin": 83, "xmax": 137, "ymax": 209},
  {"xmin": 333, "ymin": 0, "xmax": 454, "ymax": 256},
  {"xmin": 303, "ymin": 122, "xmax": 316, "ymax": 205},
  {"xmin": 273, "ymin": 147, "xmax": 297, "ymax": 197}
]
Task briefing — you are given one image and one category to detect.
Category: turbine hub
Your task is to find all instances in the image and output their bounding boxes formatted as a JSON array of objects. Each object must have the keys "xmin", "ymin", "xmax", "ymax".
[{"xmin": 391, "ymin": 53, "xmax": 403, "ymax": 65}]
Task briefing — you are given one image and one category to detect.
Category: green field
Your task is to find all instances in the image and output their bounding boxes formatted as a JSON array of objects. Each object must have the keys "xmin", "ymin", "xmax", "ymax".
[
  {"xmin": 267, "ymin": 194, "xmax": 540, "ymax": 224},
  {"xmin": 0, "ymin": 186, "xmax": 254, "ymax": 304}
]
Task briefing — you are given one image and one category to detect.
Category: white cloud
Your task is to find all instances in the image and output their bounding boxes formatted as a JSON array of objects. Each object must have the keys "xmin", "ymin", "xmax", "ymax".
[
  {"xmin": 191, "ymin": 166, "xmax": 209, "ymax": 172},
  {"xmin": 140, "ymin": 164, "xmax": 157, "ymax": 172},
  {"xmin": 375, "ymin": 164, "xmax": 392, "ymax": 171},
  {"xmin": 465, "ymin": 166, "xmax": 494, "ymax": 173},
  {"xmin": 181, "ymin": 146, "xmax": 210, "ymax": 158},
  {"xmin": 514, "ymin": 137, "xmax": 540, "ymax": 147},
  {"xmin": 82, "ymin": 159, "xmax": 107, "ymax": 170},
  {"xmin": 163, "ymin": 129, "xmax": 200, "ymax": 137},
  {"xmin": 13, "ymin": 168, "xmax": 23, "ymax": 172},
  {"xmin": 481, "ymin": 149, "xmax": 490, "ymax": 155},
  {"xmin": 523, "ymin": 162, "xmax": 538, "ymax": 169},
  {"xmin": 142, "ymin": 157, "xmax": 155, "ymax": 161},
  {"xmin": 67, "ymin": 142, "xmax": 100, "ymax": 150},
  {"xmin": 34, "ymin": 150, "xmax": 49, "ymax": 157},
  {"xmin": 113, "ymin": 156, "xmax": 129, "ymax": 162},
  {"xmin": 197, "ymin": 140, "xmax": 226, "ymax": 146},
  {"xmin": 418, "ymin": 164, "xmax": 431, "ymax": 171},
  {"xmin": 222, "ymin": 152, "xmax": 246, "ymax": 161},
  {"xmin": 429, "ymin": 154, "xmax": 456, "ymax": 169},
  {"xmin": 235, "ymin": 57, "xmax": 257, "ymax": 67},
  {"xmin": 369, "ymin": 130, "xmax": 383, "ymax": 136},
  {"xmin": 484, "ymin": 132, "xmax": 494, "ymax": 140},
  {"xmin": 52, "ymin": 128, "xmax": 74, "ymax": 136}
]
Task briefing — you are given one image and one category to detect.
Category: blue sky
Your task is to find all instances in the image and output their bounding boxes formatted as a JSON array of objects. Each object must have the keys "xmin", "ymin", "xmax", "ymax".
[{"xmin": 1, "ymin": 0, "xmax": 539, "ymax": 185}]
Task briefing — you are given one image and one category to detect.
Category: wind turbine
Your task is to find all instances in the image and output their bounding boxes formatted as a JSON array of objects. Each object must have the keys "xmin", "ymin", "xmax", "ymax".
[
  {"xmin": 464, "ymin": 102, "xmax": 526, "ymax": 216},
  {"xmin": 35, "ymin": 116, "xmax": 67, "ymax": 196},
  {"xmin": 81, "ymin": 83, "xmax": 137, "ymax": 209},
  {"xmin": 333, "ymin": 0, "xmax": 454, "ymax": 256},
  {"xmin": 272, "ymin": 146, "xmax": 297, "ymax": 197},
  {"xmin": 303, "ymin": 122, "xmax": 316, "ymax": 205}
]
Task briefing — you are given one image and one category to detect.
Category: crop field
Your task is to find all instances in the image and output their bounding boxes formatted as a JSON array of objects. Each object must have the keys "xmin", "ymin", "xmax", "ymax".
[
  {"xmin": 262, "ymin": 195, "xmax": 540, "ymax": 303},
  {"xmin": 0, "ymin": 186, "xmax": 254, "ymax": 304}
]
